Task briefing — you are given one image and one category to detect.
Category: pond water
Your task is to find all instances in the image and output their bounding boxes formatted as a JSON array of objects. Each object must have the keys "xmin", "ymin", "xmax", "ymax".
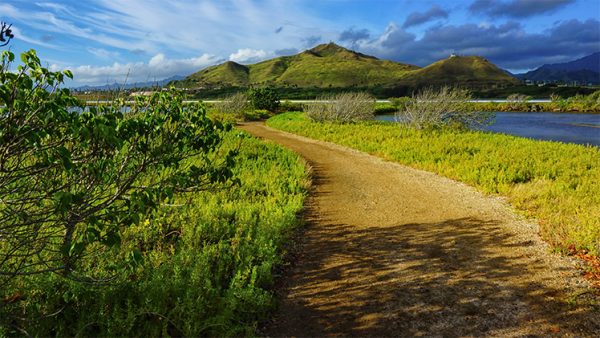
[{"xmin": 376, "ymin": 112, "xmax": 600, "ymax": 147}]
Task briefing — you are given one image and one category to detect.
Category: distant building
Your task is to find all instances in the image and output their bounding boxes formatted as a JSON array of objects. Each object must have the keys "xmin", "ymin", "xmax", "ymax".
[{"xmin": 450, "ymin": 53, "xmax": 457, "ymax": 58}]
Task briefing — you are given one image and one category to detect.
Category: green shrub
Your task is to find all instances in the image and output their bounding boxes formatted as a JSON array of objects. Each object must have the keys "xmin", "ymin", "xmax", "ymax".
[
  {"xmin": 389, "ymin": 96, "xmax": 411, "ymax": 111},
  {"xmin": 373, "ymin": 103, "xmax": 397, "ymax": 115},
  {"xmin": 279, "ymin": 100, "xmax": 304, "ymax": 112},
  {"xmin": 247, "ymin": 87, "xmax": 280, "ymax": 112},
  {"xmin": 243, "ymin": 109, "xmax": 271, "ymax": 121}
]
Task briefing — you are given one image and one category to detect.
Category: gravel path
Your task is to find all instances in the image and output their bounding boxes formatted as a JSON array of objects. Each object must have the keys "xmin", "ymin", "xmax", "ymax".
[{"xmin": 239, "ymin": 122, "xmax": 599, "ymax": 337}]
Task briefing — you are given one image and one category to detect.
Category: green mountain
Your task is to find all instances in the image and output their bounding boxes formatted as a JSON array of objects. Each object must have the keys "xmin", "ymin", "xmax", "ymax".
[
  {"xmin": 176, "ymin": 43, "xmax": 519, "ymax": 89},
  {"xmin": 398, "ymin": 55, "xmax": 520, "ymax": 87}
]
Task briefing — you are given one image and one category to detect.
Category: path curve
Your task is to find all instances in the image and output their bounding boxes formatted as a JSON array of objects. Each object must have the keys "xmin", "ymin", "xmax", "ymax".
[{"xmin": 239, "ymin": 122, "xmax": 599, "ymax": 337}]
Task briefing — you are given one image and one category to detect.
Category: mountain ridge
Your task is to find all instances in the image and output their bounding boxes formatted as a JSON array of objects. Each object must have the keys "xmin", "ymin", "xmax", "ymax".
[
  {"xmin": 517, "ymin": 52, "xmax": 600, "ymax": 85},
  {"xmin": 175, "ymin": 43, "xmax": 518, "ymax": 89}
]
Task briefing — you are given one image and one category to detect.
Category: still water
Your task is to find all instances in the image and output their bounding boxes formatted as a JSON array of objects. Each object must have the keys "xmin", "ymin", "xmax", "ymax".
[{"xmin": 376, "ymin": 112, "xmax": 600, "ymax": 147}]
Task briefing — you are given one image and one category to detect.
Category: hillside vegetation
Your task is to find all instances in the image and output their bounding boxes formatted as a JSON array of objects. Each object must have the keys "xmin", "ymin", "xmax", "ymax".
[
  {"xmin": 268, "ymin": 112, "xmax": 600, "ymax": 257},
  {"xmin": 399, "ymin": 55, "xmax": 520, "ymax": 87},
  {"xmin": 176, "ymin": 43, "xmax": 517, "ymax": 89}
]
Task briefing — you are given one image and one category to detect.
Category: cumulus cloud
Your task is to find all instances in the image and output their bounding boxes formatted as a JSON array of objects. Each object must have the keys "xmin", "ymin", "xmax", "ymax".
[
  {"xmin": 355, "ymin": 18, "xmax": 600, "ymax": 71},
  {"xmin": 52, "ymin": 53, "xmax": 222, "ymax": 85},
  {"xmin": 469, "ymin": 0, "xmax": 575, "ymax": 18},
  {"xmin": 229, "ymin": 49, "xmax": 272, "ymax": 64},
  {"xmin": 402, "ymin": 5, "xmax": 449, "ymax": 28}
]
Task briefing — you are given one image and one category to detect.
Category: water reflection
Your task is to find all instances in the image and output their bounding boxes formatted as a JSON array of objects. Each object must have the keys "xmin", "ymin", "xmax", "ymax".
[{"xmin": 376, "ymin": 112, "xmax": 600, "ymax": 147}]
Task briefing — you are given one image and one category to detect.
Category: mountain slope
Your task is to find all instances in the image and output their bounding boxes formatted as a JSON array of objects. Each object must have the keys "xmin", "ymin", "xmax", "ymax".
[
  {"xmin": 176, "ymin": 43, "xmax": 519, "ymax": 89},
  {"xmin": 399, "ymin": 55, "xmax": 520, "ymax": 87},
  {"xmin": 518, "ymin": 53, "xmax": 600, "ymax": 84},
  {"xmin": 183, "ymin": 61, "xmax": 250, "ymax": 87},
  {"xmin": 180, "ymin": 43, "xmax": 419, "ymax": 88}
]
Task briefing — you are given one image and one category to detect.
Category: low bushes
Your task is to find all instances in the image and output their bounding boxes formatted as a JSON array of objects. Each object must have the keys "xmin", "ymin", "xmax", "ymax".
[
  {"xmin": 214, "ymin": 92, "xmax": 249, "ymax": 116},
  {"xmin": 396, "ymin": 87, "xmax": 493, "ymax": 129},
  {"xmin": 304, "ymin": 92, "xmax": 375, "ymax": 122}
]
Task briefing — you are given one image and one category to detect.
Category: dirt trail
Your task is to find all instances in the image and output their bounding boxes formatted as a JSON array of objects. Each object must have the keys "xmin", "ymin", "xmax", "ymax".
[{"xmin": 239, "ymin": 122, "xmax": 599, "ymax": 337}]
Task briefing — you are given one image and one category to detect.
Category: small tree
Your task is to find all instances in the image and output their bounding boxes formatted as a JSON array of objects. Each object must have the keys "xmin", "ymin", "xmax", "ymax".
[
  {"xmin": 305, "ymin": 92, "xmax": 375, "ymax": 123},
  {"xmin": 396, "ymin": 86, "xmax": 492, "ymax": 129},
  {"xmin": 0, "ymin": 50, "xmax": 237, "ymax": 283},
  {"xmin": 247, "ymin": 87, "xmax": 280, "ymax": 112}
]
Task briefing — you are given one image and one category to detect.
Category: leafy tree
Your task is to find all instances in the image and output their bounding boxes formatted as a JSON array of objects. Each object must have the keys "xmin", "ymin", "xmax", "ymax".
[
  {"xmin": 247, "ymin": 87, "xmax": 280, "ymax": 112},
  {"xmin": 0, "ymin": 50, "xmax": 237, "ymax": 284}
]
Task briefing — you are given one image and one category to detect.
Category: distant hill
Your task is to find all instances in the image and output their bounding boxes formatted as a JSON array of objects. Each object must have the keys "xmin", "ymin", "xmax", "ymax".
[
  {"xmin": 175, "ymin": 43, "xmax": 518, "ymax": 89},
  {"xmin": 517, "ymin": 53, "xmax": 600, "ymax": 85},
  {"xmin": 73, "ymin": 75, "xmax": 186, "ymax": 91},
  {"xmin": 398, "ymin": 55, "xmax": 520, "ymax": 87}
]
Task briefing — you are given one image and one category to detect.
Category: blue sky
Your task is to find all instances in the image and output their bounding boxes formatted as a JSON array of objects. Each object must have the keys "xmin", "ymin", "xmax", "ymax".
[{"xmin": 2, "ymin": 0, "xmax": 599, "ymax": 86}]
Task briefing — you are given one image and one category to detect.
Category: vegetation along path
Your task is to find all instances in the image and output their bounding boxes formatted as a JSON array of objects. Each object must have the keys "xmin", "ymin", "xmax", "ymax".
[{"xmin": 239, "ymin": 122, "xmax": 599, "ymax": 337}]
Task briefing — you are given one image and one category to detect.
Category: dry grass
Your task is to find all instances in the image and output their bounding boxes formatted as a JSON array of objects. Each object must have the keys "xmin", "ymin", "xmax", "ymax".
[
  {"xmin": 304, "ymin": 92, "xmax": 375, "ymax": 123},
  {"xmin": 396, "ymin": 86, "xmax": 492, "ymax": 129},
  {"xmin": 214, "ymin": 92, "xmax": 249, "ymax": 116}
]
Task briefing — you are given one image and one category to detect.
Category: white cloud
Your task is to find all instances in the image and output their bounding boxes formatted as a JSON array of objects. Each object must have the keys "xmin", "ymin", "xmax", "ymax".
[
  {"xmin": 87, "ymin": 47, "xmax": 120, "ymax": 60},
  {"xmin": 83, "ymin": 0, "xmax": 329, "ymax": 56},
  {"xmin": 229, "ymin": 49, "xmax": 272, "ymax": 64},
  {"xmin": 1, "ymin": 1, "xmax": 336, "ymax": 85},
  {"xmin": 52, "ymin": 53, "xmax": 223, "ymax": 85}
]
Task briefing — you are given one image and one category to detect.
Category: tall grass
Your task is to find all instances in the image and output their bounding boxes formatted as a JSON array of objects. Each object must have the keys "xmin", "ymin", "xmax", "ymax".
[
  {"xmin": 267, "ymin": 112, "xmax": 600, "ymax": 255},
  {"xmin": 0, "ymin": 130, "xmax": 308, "ymax": 337}
]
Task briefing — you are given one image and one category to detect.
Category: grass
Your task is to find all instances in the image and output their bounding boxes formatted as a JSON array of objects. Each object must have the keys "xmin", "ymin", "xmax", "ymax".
[
  {"xmin": 267, "ymin": 112, "xmax": 600, "ymax": 256},
  {"xmin": 0, "ymin": 130, "xmax": 309, "ymax": 337}
]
